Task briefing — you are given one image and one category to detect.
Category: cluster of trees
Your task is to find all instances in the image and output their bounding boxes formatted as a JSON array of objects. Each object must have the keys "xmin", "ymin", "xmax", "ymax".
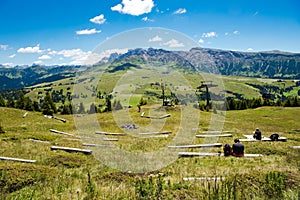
[
  {"xmin": 0, "ymin": 87, "xmax": 122, "ymax": 115},
  {"xmin": 196, "ymin": 96, "xmax": 300, "ymax": 111},
  {"xmin": 0, "ymin": 92, "xmax": 58, "ymax": 115},
  {"xmin": 224, "ymin": 96, "xmax": 299, "ymax": 110},
  {"xmin": 83, "ymin": 98, "xmax": 123, "ymax": 114},
  {"xmin": 0, "ymin": 92, "xmax": 40, "ymax": 112}
]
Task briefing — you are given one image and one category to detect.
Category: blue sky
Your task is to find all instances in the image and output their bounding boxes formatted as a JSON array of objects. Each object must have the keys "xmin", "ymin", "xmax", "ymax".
[{"xmin": 0, "ymin": 0, "xmax": 299, "ymax": 66}]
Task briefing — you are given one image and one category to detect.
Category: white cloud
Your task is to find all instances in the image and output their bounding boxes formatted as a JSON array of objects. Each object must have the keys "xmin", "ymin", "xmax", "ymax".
[
  {"xmin": 9, "ymin": 54, "xmax": 16, "ymax": 58},
  {"xmin": 44, "ymin": 48, "xmax": 128, "ymax": 65},
  {"xmin": 225, "ymin": 32, "xmax": 229, "ymax": 36},
  {"xmin": 233, "ymin": 30, "xmax": 240, "ymax": 35},
  {"xmin": 148, "ymin": 35, "xmax": 163, "ymax": 42},
  {"xmin": 111, "ymin": 4, "xmax": 123, "ymax": 13},
  {"xmin": 173, "ymin": 8, "xmax": 187, "ymax": 14},
  {"xmin": 202, "ymin": 32, "xmax": 217, "ymax": 38},
  {"xmin": 50, "ymin": 48, "xmax": 91, "ymax": 65},
  {"xmin": 76, "ymin": 28, "xmax": 101, "ymax": 35},
  {"xmin": 111, "ymin": 0, "xmax": 154, "ymax": 16},
  {"xmin": 55, "ymin": 49, "xmax": 85, "ymax": 58},
  {"xmin": 142, "ymin": 16, "xmax": 154, "ymax": 22},
  {"xmin": 198, "ymin": 38, "xmax": 204, "ymax": 44},
  {"xmin": 0, "ymin": 44, "xmax": 8, "ymax": 50},
  {"xmin": 17, "ymin": 44, "xmax": 43, "ymax": 53},
  {"xmin": 247, "ymin": 47, "xmax": 253, "ymax": 51},
  {"xmin": 90, "ymin": 14, "xmax": 106, "ymax": 24},
  {"xmin": 163, "ymin": 39, "xmax": 184, "ymax": 48},
  {"xmin": 38, "ymin": 55, "xmax": 52, "ymax": 60}
]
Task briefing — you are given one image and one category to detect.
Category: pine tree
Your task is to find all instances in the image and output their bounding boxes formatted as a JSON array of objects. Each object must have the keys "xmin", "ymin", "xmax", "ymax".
[
  {"xmin": 16, "ymin": 92, "xmax": 25, "ymax": 109},
  {"xmin": 105, "ymin": 97, "xmax": 112, "ymax": 112},
  {"xmin": 6, "ymin": 99, "xmax": 15, "ymax": 108},
  {"xmin": 275, "ymin": 99, "xmax": 282, "ymax": 106},
  {"xmin": 24, "ymin": 97, "xmax": 34, "ymax": 111},
  {"xmin": 283, "ymin": 98, "xmax": 291, "ymax": 107},
  {"xmin": 42, "ymin": 92, "xmax": 57, "ymax": 115},
  {"xmin": 88, "ymin": 103, "xmax": 97, "ymax": 114},
  {"xmin": 61, "ymin": 104, "xmax": 72, "ymax": 114},
  {"xmin": 78, "ymin": 102, "xmax": 85, "ymax": 114},
  {"xmin": 33, "ymin": 101, "xmax": 40, "ymax": 111},
  {"xmin": 69, "ymin": 103, "xmax": 74, "ymax": 114},
  {"xmin": 0, "ymin": 94, "xmax": 5, "ymax": 107},
  {"xmin": 292, "ymin": 96, "xmax": 299, "ymax": 107}
]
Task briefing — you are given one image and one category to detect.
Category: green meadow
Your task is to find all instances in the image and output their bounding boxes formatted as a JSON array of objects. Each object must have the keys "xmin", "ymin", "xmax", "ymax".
[{"xmin": 0, "ymin": 104, "xmax": 299, "ymax": 199}]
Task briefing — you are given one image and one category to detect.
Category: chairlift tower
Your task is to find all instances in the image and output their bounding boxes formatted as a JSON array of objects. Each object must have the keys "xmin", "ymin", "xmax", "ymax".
[
  {"xmin": 195, "ymin": 81, "xmax": 217, "ymax": 107},
  {"xmin": 161, "ymin": 82, "xmax": 173, "ymax": 106}
]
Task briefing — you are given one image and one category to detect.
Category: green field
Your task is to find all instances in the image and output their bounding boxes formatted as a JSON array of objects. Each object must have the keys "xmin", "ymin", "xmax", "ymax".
[{"xmin": 0, "ymin": 106, "xmax": 299, "ymax": 199}]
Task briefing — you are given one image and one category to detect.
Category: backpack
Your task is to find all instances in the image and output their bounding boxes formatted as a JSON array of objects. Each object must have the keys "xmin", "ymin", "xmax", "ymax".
[
  {"xmin": 223, "ymin": 144, "xmax": 231, "ymax": 156},
  {"xmin": 270, "ymin": 133, "xmax": 279, "ymax": 141}
]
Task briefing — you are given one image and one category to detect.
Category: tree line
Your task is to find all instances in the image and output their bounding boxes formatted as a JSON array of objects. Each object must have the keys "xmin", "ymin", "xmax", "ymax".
[
  {"xmin": 196, "ymin": 96, "xmax": 300, "ymax": 111},
  {"xmin": 0, "ymin": 92, "xmax": 123, "ymax": 115},
  {"xmin": 0, "ymin": 91, "xmax": 299, "ymax": 115}
]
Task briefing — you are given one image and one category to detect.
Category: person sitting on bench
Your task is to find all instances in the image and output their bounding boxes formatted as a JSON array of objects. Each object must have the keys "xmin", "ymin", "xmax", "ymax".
[
  {"xmin": 223, "ymin": 143, "xmax": 231, "ymax": 156},
  {"xmin": 231, "ymin": 138, "xmax": 244, "ymax": 157},
  {"xmin": 253, "ymin": 128, "xmax": 262, "ymax": 140}
]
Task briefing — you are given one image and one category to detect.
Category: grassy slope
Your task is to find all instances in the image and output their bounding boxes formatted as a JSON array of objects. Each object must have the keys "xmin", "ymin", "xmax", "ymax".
[
  {"xmin": 0, "ymin": 106, "xmax": 299, "ymax": 199},
  {"xmin": 24, "ymin": 70, "xmax": 298, "ymax": 111}
]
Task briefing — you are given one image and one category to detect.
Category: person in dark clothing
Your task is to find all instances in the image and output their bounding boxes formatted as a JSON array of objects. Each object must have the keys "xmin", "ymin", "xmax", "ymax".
[
  {"xmin": 270, "ymin": 133, "xmax": 279, "ymax": 141},
  {"xmin": 231, "ymin": 138, "xmax": 244, "ymax": 157},
  {"xmin": 253, "ymin": 128, "xmax": 262, "ymax": 140},
  {"xmin": 223, "ymin": 144, "xmax": 231, "ymax": 156}
]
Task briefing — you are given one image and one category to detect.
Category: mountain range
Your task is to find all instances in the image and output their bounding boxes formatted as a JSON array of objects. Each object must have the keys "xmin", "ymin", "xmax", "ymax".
[{"xmin": 1, "ymin": 47, "xmax": 299, "ymax": 90}]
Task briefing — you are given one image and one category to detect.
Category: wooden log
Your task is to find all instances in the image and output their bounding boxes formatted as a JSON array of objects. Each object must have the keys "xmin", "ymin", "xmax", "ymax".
[
  {"xmin": 95, "ymin": 131, "xmax": 126, "ymax": 136},
  {"xmin": 183, "ymin": 177, "xmax": 223, "ymax": 181},
  {"xmin": 141, "ymin": 135, "xmax": 169, "ymax": 138},
  {"xmin": 23, "ymin": 112, "xmax": 28, "ymax": 118},
  {"xmin": 292, "ymin": 146, "xmax": 300, "ymax": 149},
  {"xmin": 159, "ymin": 114, "xmax": 171, "ymax": 119},
  {"xmin": 51, "ymin": 146, "xmax": 92, "ymax": 154},
  {"xmin": 29, "ymin": 138, "xmax": 51, "ymax": 144},
  {"xmin": 168, "ymin": 143, "xmax": 222, "ymax": 148},
  {"xmin": 178, "ymin": 152, "xmax": 262, "ymax": 157},
  {"xmin": 0, "ymin": 156, "xmax": 36, "ymax": 163},
  {"xmin": 179, "ymin": 152, "xmax": 221, "ymax": 157},
  {"xmin": 241, "ymin": 135, "xmax": 287, "ymax": 142},
  {"xmin": 53, "ymin": 116, "xmax": 67, "ymax": 123},
  {"xmin": 82, "ymin": 143, "xmax": 112, "ymax": 147},
  {"xmin": 103, "ymin": 137, "xmax": 119, "ymax": 141},
  {"xmin": 139, "ymin": 131, "xmax": 172, "ymax": 135},
  {"xmin": 199, "ymin": 131, "xmax": 232, "ymax": 134},
  {"xmin": 196, "ymin": 134, "xmax": 232, "ymax": 138},
  {"xmin": 140, "ymin": 112, "xmax": 171, "ymax": 119},
  {"xmin": 50, "ymin": 129, "xmax": 76, "ymax": 137}
]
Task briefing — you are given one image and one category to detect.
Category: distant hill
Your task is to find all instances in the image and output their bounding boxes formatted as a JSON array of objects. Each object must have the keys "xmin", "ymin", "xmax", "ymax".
[
  {"xmin": 105, "ymin": 47, "xmax": 300, "ymax": 78},
  {"xmin": 177, "ymin": 48, "xmax": 300, "ymax": 78},
  {"xmin": 1, "ymin": 47, "xmax": 300, "ymax": 90},
  {"xmin": 106, "ymin": 48, "xmax": 196, "ymax": 73},
  {"xmin": 0, "ymin": 65, "xmax": 79, "ymax": 90}
]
